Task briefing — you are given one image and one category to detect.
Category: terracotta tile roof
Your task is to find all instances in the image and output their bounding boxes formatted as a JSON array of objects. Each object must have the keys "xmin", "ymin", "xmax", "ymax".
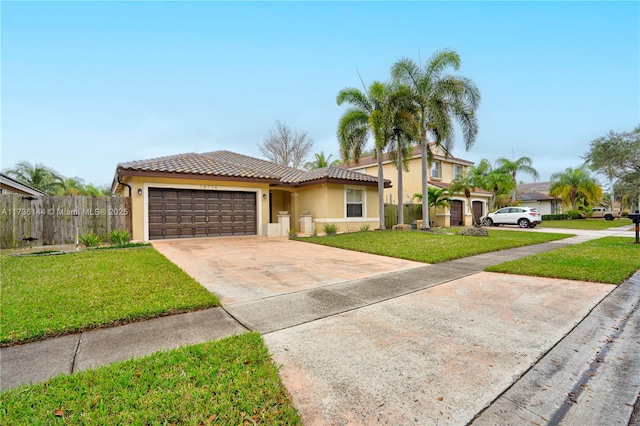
[
  {"xmin": 117, "ymin": 151, "xmax": 385, "ymax": 186},
  {"xmin": 341, "ymin": 144, "xmax": 474, "ymax": 169},
  {"xmin": 429, "ymin": 180, "xmax": 493, "ymax": 196},
  {"xmin": 295, "ymin": 167, "xmax": 384, "ymax": 184}
]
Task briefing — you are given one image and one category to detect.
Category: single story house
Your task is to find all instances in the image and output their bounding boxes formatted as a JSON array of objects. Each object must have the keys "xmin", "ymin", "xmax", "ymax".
[
  {"xmin": 111, "ymin": 151, "xmax": 390, "ymax": 241},
  {"xmin": 517, "ymin": 192, "xmax": 562, "ymax": 215},
  {"xmin": 0, "ymin": 173, "xmax": 45, "ymax": 196},
  {"xmin": 516, "ymin": 182, "xmax": 561, "ymax": 215}
]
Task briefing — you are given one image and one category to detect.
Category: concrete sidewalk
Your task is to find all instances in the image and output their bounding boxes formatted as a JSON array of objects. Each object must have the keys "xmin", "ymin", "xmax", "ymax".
[{"xmin": 2, "ymin": 228, "xmax": 638, "ymax": 425}]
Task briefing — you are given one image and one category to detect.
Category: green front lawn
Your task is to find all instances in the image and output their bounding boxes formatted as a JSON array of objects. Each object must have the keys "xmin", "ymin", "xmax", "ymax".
[
  {"xmin": 1, "ymin": 247, "xmax": 219, "ymax": 345},
  {"xmin": 295, "ymin": 229, "xmax": 573, "ymax": 264},
  {"xmin": 485, "ymin": 237, "xmax": 640, "ymax": 284},
  {"xmin": 0, "ymin": 332, "xmax": 301, "ymax": 425},
  {"xmin": 538, "ymin": 218, "xmax": 632, "ymax": 230}
]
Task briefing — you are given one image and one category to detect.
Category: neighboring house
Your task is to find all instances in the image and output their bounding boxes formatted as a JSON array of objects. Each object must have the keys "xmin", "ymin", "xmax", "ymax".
[
  {"xmin": 517, "ymin": 192, "xmax": 561, "ymax": 215},
  {"xmin": 517, "ymin": 181, "xmax": 552, "ymax": 194},
  {"xmin": 516, "ymin": 182, "xmax": 561, "ymax": 215},
  {"xmin": 0, "ymin": 173, "xmax": 45, "ymax": 196},
  {"xmin": 112, "ymin": 151, "xmax": 390, "ymax": 241},
  {"xmin": 343, "ymin": 144, "xmax": 492, "ymax": 227}
]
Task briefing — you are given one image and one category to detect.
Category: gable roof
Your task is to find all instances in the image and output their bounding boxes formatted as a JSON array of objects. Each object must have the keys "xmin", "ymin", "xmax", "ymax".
[
  {"xmin": 116, "ymin": 151, "xmax": 389, "ymax": 188},
  {"xmin": 517, "ymin": 191, "xmax": 560, "ymax": 202},
  {"xmin": 341, "ymin": 144, "xmax": 474, "ymax": 169},
  {"xmin": 0, "ymin": 173, "xmax": 45, "ymax": 196},
  {"xmin": 517, "ymin": 181, "xmax": 552, "ymax": 193}
]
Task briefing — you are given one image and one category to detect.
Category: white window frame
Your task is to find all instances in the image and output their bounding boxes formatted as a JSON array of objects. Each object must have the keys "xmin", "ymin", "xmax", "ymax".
[
  {"xmin": 431, "ymin": 161, "xmax": 442, "ymax": 179},
  {"xmin": 345, "ymin": 187, "xmax": 365, "ymax": 219},
  {"xmin": 454, "ymin": 164, "xmax": 462, "ymax": 180}
]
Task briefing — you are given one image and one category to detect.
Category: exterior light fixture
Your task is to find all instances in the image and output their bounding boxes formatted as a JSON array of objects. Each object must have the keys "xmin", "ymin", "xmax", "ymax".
[
  {"xmin": 137, "ymin": 188, "xmax": 143, "ymax": 196},
  {"xmin": 263, "ymin": 193, "xmax": 268, "ymax": 200}
]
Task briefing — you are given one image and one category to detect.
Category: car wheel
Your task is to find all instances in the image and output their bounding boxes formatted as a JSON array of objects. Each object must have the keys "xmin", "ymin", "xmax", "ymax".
[
  {"xmin": 604, "ymin": 214, "xmax": 613, "ymax": 221},
  {"xmin": 518, "ymin": 218, "xmax": 530, "ymax": 228},
  {"xmin": 483, "ymin": 218, "xmax": 493, "ymax": 226}
]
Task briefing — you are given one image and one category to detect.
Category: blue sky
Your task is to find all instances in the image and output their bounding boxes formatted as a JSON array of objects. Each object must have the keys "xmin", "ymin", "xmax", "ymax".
[{"xmin": 2, "ymin": 1, "xmax": 638, "ymax": 188}]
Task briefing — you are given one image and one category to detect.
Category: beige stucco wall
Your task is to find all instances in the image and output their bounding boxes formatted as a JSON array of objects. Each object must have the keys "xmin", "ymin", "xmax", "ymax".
[
  {"xmin": 360, "ymin": 157, "xmax": 468, "ymax": 205},
  {"xmin": 297, "ymin": 183, "xmax": 380, "ymax": 233},
  {"xmin": 118, "ymin": 176, "xmax": 270, "ymax": 241},
  {"xmin": 0, "ymin": 183, "xmax": 33, "ymax": 195}
]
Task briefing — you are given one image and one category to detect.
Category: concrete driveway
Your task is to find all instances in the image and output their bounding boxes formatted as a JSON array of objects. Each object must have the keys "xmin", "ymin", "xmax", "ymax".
[
  {"xmin": 153, "ymin": 235, "xmax": 627, "ymax": 424},
  {"xmin": 152, "ymin": 236, "xmax": 423, "ymax": 304}
]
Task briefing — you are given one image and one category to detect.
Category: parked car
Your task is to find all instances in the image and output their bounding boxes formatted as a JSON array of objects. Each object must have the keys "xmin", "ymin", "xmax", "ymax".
[
  {"xmin": 589, "ymin": 207, "xmax": 619, "ymax": 221},
  {"xmin": 482, "ymin": 207, "xmax": 542, "ymax": 228}
]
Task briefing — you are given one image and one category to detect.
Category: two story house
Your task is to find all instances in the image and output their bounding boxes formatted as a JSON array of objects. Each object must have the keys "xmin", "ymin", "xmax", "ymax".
[{"xmin": 344, "ymin": 144, "xmax": 492, "ymax": 227}]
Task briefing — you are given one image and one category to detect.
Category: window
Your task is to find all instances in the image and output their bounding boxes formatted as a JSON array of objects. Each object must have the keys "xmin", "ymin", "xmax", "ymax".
[
  {"xmin": 346, "ymin": 189, "xmax": 363, "ymax": 217},
  {"xmin": 454, "ymin": 165, "xmax": 462, "ymax": 180},
  {"xmin": 431, "ymin": 162, "xmax": 441, "ymax": 179}
]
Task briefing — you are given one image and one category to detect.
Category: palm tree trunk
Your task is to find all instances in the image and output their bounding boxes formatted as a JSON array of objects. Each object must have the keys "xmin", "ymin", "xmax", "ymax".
[
  {"xmin": 377, "ymin": 147, "xmax": 386, "ymax": 230},
  {"xmin": 397, "ymin": 135, "xmax": 404, "ymax": 225},
  {"xmin": 609, "ymin": 175, "xmax": 615, "ymax": 211},
  {"xmin": 421, "ymin": 138, "xmax": 430, "ymax": 229}
]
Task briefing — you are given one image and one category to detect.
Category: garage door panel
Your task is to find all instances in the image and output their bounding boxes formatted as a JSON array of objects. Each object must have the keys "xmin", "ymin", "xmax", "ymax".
[{"xmin": 148, "ymin": 188, "xmax": 257, "ymax": 240}]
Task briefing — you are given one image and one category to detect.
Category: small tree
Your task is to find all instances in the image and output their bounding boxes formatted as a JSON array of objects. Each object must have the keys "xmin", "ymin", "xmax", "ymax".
[
  {"xmin": 258, "ymin": 120, "xmax": 314, "ymax": 169},
  {"xmin": 4, "ymin": 161, "xmax": 63, "ymax": 195},
  {"xmin": 304, "ymin": 151, "xmax": 341, "ymax": 170}
]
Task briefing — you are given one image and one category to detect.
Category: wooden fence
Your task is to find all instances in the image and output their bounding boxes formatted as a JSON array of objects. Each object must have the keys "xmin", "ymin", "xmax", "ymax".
[
  {"xmin": 384, "ymin": 204, "xmax": 423, "ymax": 229},
  {"xmin": 0, "ymin": 195, "xmax": 132, "ymax": 248}
]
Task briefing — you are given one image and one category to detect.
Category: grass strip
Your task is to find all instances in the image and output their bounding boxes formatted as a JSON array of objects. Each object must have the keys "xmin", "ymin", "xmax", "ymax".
[
  {"xmin": 1, "ymin": 247, "xmax": 219, "ymax": 345},
  {"xmin": 538, "ymin": 218, "xmax": 632, "ymax": 230},
  {"xmin": 485, "ymin": 237, "xmax": 640, "ymax": 285},
  {"xmin": 295, "ymin": 229, "xmax": 572, "ymax": 264},
  {"xmin": 0, "ymin": 333, "xmax": 301, "ymax": 425}
]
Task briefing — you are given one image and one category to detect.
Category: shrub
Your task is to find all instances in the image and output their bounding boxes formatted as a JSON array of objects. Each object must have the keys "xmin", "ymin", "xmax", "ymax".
[
  {"xmin": 542, "ymin": 214, "xmax": 567, "ymax": 221},
  {"xmin": 79, "ymin": 231, "xmax": 102, "ymax": 248},
  {"xmin": 359, "ymin": 224, "xmax": 370, "ymax": 232},
  {"xmin": 621, "ymin": 211, "xmax": 630, "ymax": 218},
  {"xmin": 287, "ymin": 229, "xmax": 298, "ymax": 239},
  {"xmin": 566, "ymin": 210, "xmax": 585, "ymax": 220},
  {"xmin": 323, "ymin": 223, "xmax": 338, "ymax": 236},
  {"xmin": 109, "ymin": 228, "xmax": 132, "ymax": 246}
]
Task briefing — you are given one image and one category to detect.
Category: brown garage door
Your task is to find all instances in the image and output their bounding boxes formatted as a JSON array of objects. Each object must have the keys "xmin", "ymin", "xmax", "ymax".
[
  {"xmin": 148, "ymin": 188, "xmax": 257, "ymax": 240},
  {"xmin": 450, "ymin": 200, "xmax": 464, "ymax": 226},
  {"xmin": 472, "ymin": 201, "xmax": 483, "ymax": 223}
]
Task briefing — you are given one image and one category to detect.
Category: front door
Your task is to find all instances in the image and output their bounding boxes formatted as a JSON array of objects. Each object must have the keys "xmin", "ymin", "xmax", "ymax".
[{"xmin": 450, "ymin": 200, "xmax": 464, "ymax": 226}]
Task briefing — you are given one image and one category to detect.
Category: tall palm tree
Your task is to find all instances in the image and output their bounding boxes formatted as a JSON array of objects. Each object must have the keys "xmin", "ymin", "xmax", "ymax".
[
  {"xmin": 549, "ymin": 166, "xmax": 603, "ymax": 210},
  {"xmin": 337, "ymin": 81, "xmax": 394, "ymax": 230},
  {"xmin": 386, "ymin": 85, "xmax": 420, "ymax": 225},
  {"xmin": 304, "ymin": 152, "xmax": 341, "ymax": 170},
  {"xmin": 4, "ymin": 161, "xmax": 63, "ymax": 195},
  {"xmin": 495, "ymin": 156, "xmax": 539, "ymax": 202},
  {"xmin": 392, "ymin": 49, "xmax": 480, "ymax": 229}
]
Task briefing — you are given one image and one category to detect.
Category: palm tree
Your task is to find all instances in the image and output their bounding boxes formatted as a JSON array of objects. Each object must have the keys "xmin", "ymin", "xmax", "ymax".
[
  {"xmin": 495, "ymin": 156, "xmax": 539, "ymax": 202},
  {"xmin": 392, "ymin": 49, "xmax": 480, "ymax": 230},
  {"xmin": 386, "ymin": 85, "xmax": 420, "ymax": 225},
  {"xmin": 413, "ymin": 186, "xmax": 451, "ymax": 210},
  {"xmin": 57, "ymin": 177, "xmax": 85, "ymax": 196},
  {"xmin": 4, "ymin": 161, "xmax": 63, "ymax": 195},
  {"xmin": 450, "ymin": 172, "xmax": 481, "ymax": 226},
  {"xmin": 304, "ymin": 152, "xmax": 341, "ymax": 170},
  {"xmin": 337, "ymin": 81, "xmax": 394, "ymax": 230},
  {"xmin": 549, "ymin": 166, "xmax": 603, "ymax": 211},
  {"xmin": 469, "ymin": 159, "xmax": 515, "ymax": 210}
]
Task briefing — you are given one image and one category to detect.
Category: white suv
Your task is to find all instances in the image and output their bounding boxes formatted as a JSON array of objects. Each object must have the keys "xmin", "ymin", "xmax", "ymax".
[{"xmin": 482, "ymin": 207, "xmax": 542, "ymax": 228}]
